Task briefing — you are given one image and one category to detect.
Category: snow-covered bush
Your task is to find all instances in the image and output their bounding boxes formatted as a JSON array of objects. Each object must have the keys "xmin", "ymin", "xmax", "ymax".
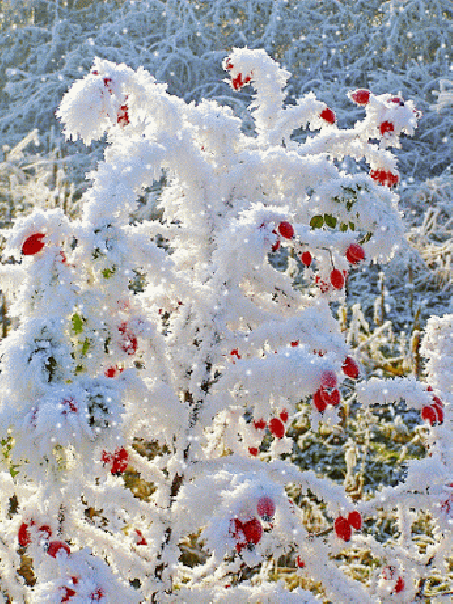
[{"xmin": 0, "ymin": 48, "xmax": 450, "ymax": 602}]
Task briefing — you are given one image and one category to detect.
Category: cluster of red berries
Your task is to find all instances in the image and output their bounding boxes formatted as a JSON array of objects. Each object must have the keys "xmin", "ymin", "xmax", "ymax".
[
  {"xmin": 421, "ymin": 387, "xmax": 444, "ymax": 426},
  {"xmin": 101, "ymin": 447, "xmax": 129, "ymax": 475},
  {"xmin": 249, "ymin": 409, "xmax": 290, "ymax": 455},
  {"xmin": 313, "ymin": 370, "xmax": 340, "ymax": 413},
  {"xmin": 229, "ymin": 496, "xmax": 275, "ymax": 553},
  {"xmin": 18, "ymin": 520, "xmax": 52, "ymax": 547},
  {"xmin": 269, "ymin": 220, "xmax": 295, "ymax": 252},
  {"xmin": 334, "ymin": 511, "xmax": 362, "ymax": 542},
  {"xmin": 313, "ymin": 243, "xmax": 365, "ymax": 293},
  {"xmin": 118, "ymin": 321, "xmax": 138, "ymax": 355},
  {"xmin": 381, "ymin": 566, "xmax": 405, "ymax": 594},
  {"xmin": 17, "ymin": 521, "xmax": 101, "ymax": 601},
  {"xmin": 224, "ymin": 58, "xmax": 252, "ymax": 91},
  {"xmin": 319, "ymin": 108, "xmax": 336, "ymax": 124},
  {"xmin": 370, "ymin": 169, "xmax": 399, "ymax": 187}
]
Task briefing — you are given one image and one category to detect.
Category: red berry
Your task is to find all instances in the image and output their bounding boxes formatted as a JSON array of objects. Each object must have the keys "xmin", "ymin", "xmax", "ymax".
[
  {"xmin": 330, "ymin": 268, "xmax": 345, "ymax": 289},
  {"xmin": 242, "ymin": 518, "xmax": 263, "ymax": 545},
  {"xmin": 225, "ymin": 58, "xmax": 234, "ymax": 70},
  {"xmin": 117, "ymin": 104, "xmax": 129, "ymax": 127},
  {"xmin": 232, "ymin": 73, "xmax": 244, "ymax": 90},
  {"xmin": 342, "ymin": 356, "xmax": 359, "ymax": 379},
  {"xmin": 421, "ymin": 405, "xmax": 437, "ymax": 426},
  {"xmin": 277, "ymin": 221, "xmax": 294, "ymax": 239},
  {"xmin": 379, "ymin": 121, "xmax": 394, "ymax": 136},
  {"xmin": 321, "ymin": 369, "xmax": 337, "ymax": 388},
  {"xmin": 61, "ymin": 586, "xmax": 76, "ymax": 602},
  {"xmin": 22, "ymin": 233, "xmax": 45, "ymax": 255},
  {"xmin": 290, "ymin": 340, "xmax": 299, "ymax": 347},
  {"xmin": 382, "ymin": 566, "xmax": 396, "ymax": 580},
  {"xmin": 104, "ymin": 365, "xmax": 124, "ymax": 378},
  {"xmin": 254, "ymin": 418, "xmax": 266, "ymax": 430},
  {"xmin": 18, "ymin": 522, "xmax": 31, "ymax": 546},
  {"xmin": 280, "ymin": 408, "xmax": 289, "ymax": 423},
  {"xmin": 300, "ymin": 251, "xmax": 312, "ymax": 267},
  {"xmin": 230, "ymin": 349, "xmax": 241, "ymax": 360},
  {"xmin": 91, "ymin": 588, "xmax": 104, "ymax": 602},
  {"xmin": 394, "ymin": 577, "xmax": 405, "ymax": 593},
  {"xmin": 329, "ymin": 389, "xmax": 340, "ymax": 406},
  {"xmin": 432, "ymin": 395, "xmax": 443, "ymax": 407},
  {"xmin": 320, "ymin": 108, "xmax": 336, "ymax": 124},
  {"xmin": 334, "ymin": 516, "xmax": 352, "ymax": 542},
  {"xmin": 268, "ymin": 418, "xmax": 285, "ymax": 439},
  {"xmin": 430, "ymin": 401, "xmax": 443, "ymax": 423},
  {"xmin": 257, "ymin": 496, "xmax": 276, "ymax": 521},
  {"xmin": 346, "ymin": 243, "xmax": 365, "ymax": 265},
  {"xmin": 47, "ymin": 541, "xmax": 70, "ymax": 558},
  {"xmin": 351, "ymin": 89, "xmax": 370, "ymax": 105},
  {"xmin": 135, "ymin": 529, "xmax": 147, "ymax": 546},
  {"xmin": 389, "ymin": 97, "xmax": 404, "ymax": 105},
  {"xmin": 248, "ymin": 447, "xmax": 258, "ymax": 457},
  {"xmin": 296, "ymin": 555, "xmax": 306, "ymax": 568},
  {"xmin": 110, "ymin": 447, "xmax": 128, "ymax": 475},
  {"xmin": 37, "ymin": 524, "xmax": 53, "ymax": 541},
  {"xmin": 313, "ymin": 389, "xmax": 327, "ymax": 413},
  {"xmin": 119, "ymin": 322, "xmax": 137, "ymax": 355},
  {"xmin": 347, "ymin": 511, "xmax": 362, "ymax": 530}
]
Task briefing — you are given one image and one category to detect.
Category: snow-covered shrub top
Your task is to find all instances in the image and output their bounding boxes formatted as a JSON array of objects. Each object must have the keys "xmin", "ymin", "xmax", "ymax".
[{"xmin": 0, "ymin": 47, "xmax": 450, "ymax": 603}]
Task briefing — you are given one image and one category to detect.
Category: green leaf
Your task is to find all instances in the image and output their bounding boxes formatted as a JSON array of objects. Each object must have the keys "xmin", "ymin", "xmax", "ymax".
[
  {"xmin": 360, "ymin": 231, "xmax": 373, "ymax": 244},
  {"xmin": 72, "ymin": 313, "xmax": 83, "ymax": 335},
  {"xmin": 324, "ymin": 214, "xmax": 337, "ymax": 228},
  {"xmin": 310, "ymin": 215, "xmax": 324, "ymax": 229},
  {"xmin": 81, "ymin": 338, "xmax": 90, "ymax": 356},
  {"xmin": 348, "ymin": 221, "xmax": 355, "ymax": 230},
  {"xmin": 339, "ymin": 222, "xmax": 348, "ymax": 232}
]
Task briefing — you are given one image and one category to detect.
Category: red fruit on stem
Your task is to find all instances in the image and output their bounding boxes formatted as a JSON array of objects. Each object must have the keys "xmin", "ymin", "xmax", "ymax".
[
  {"xmin": 329, "ymin": 389, "xmax": 340, "ymax": 406},
  {"xmin": 230, "ymin": 349, "xmax": 241, "ymax": 360},
  {"xmin": 320, "ymin": 108, "xmax": 336, "ymax": 124},
  {"xmin": 342, "ymin": 356, "xmax": 359, "ymax": 379},
  {"xmin": 321, "ymin": 370, "xmax": 337, "ymax": 388},
  {"xmin": 313, "ymin": 389, "xmax": 327, "ymax": 413},
  {"xmin": 301, "ymin": 250, "xmax": 312, "ymax": 267},
  {"xmin": 242, "ymin": 518, "xmax": 263, "ymax": 545},
  {"xmin": 257, "ymin": 496, "xmax": 276, "ymax": 521},
  {"xmin": 382, "ymin": 565, "xmax": 396, "ymax": 580},
  {"xmin": 117, "ymin": 104, "xmax": 129, "ymax": 127},
  {"xmin": 277, "ymin": 221, "xmax": 294, "ymax": 239},
  {"xmin": 135, "ymin": 529, "xmax": 147, "ymax": 546},
  {"xmin": 280, "ymin": 408, "xmax": 289, "ymax": 422},
  {"xmin": 91, "ymin": 588, "xmax": 104, "ymax": 602},
  {"xmin": 232, "ymin": 73, "xmax": 244, "ymax": 90},
  {"xmin": 334, "ymin": 516, "xmax": 352, "ymax": 542},
  {"xmin": 268, "ymin": 418, "xmax": 285, "ymax": 439},
  {"xmin": 347, "ymin": 511, "xmax": 362, "ymax": 530},
  {"xmin": 432, "ymin": 395, "xmax": 443, "ymax": 407},
  {"xmin": 330, "ymin": 268, "xmax": 345, "ymax": 289},
  {"xmin": 346, "ymin": 243, "xmax": 365, "ymax": 265},
  {"xmin": 351, "ymin": 89, "xmax": 370, "ymax": 105},
  {"xmin": 379, "ymin": 121, "xmax": 394, "ymax": 136},
  {"xmin": 110, "ymin": 447, "xmax": 128, "ymax": 475},
  {"xmin": 421, "ymin": 405, "xmax": 437, "ymax": 426},
  {"xmin": 389, "ymin": 97, "xmax": 404, "ymax": 106},
  {"xmin": 254, "ymin": 418, "xmax": 266, "ymax": 430},
  {"xmin": 318, "ymin": 386, "xmax": 331, "ymax": 406},
  {"xmin": 61, "ymin": 586, "xmax": 76, "ymax": 603},
  {"xmin": 18, "ymin": 523, "xmax": 31, "ymax": 546},
  {"xmin": 47, "ymin": 541, "xmax": 70, "ymax": 558},
  {"xmin": 296, "ymin": 555, "xmax": 306, "ymax": 568},
  {"xmin": 104, "ymin": 365, "xmax": 124, "ymax": 378},
  {"xmin": 22, "ymin": 233, "xmax": 45, "ymax": 255},
  {"xmin": 430, "ymin": 401, "xmax": 443, "ymax": 423},
  {"xmin": 248, "ymin": 447, "xmax": 258, "ymax": 457},
  {"xmin": 394, "ymin": 577, "xmax": 405, "ymax": 593},
  {"xmin": 290, "ymin": 340, "xmax": 299, "ymax": 347}
]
